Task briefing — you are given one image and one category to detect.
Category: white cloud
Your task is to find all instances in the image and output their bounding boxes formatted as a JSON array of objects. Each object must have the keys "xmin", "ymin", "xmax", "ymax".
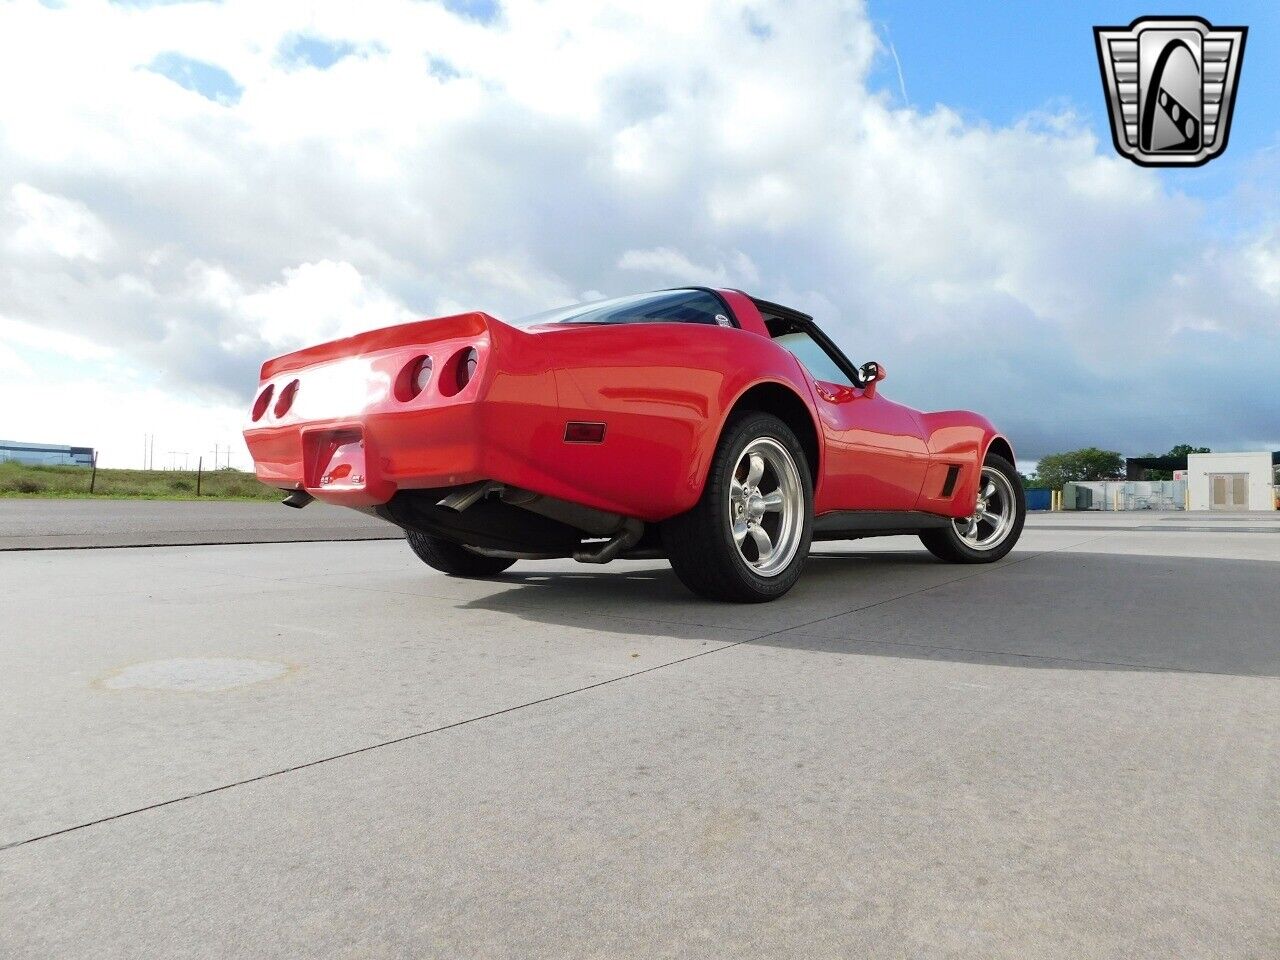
[
  {"xmin": 235, "ymin": 260, "xmax": 417, "ymax": 349},
  {"xmin": 0, "ymin": 0, "xmax": 1276, "ymax": 466},
  {"xmin": 618, "ymin": 247, "xmax": 759, "ymax": 287},
  {"xmin": 0, "ymin": 315, "xmax": 115, "ymax": 362},
  {"xmin": 5, "ymin": 184, "xmax": 112, "ymax": 262},
  {"xmin": 1245, "ymin": 234, "xmax": 1280, "ymax": 300},
  {"xmin": 0, "ymin": 342, "xmax": 32, "ymax": 377}
]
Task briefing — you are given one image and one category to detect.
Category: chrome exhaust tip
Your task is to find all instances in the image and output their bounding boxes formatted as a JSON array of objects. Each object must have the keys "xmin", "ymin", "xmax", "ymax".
[{"xmin": 282, "ymin": 489, "xmax": 315, "ymax": 509}]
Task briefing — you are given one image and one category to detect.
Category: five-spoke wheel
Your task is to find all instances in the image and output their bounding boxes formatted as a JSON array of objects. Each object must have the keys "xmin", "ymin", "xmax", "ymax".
[
  {"xmin": 728, "ymin": 438, "xmax": 805, "ymax": 578},
  {"xmin": 920, "ymin": 452, "xmax": 1025, "ymax": 564},
  {"xmin": 951, "ymin": 465, "xmax": 1017, "ymax": 551},
  {"xmin": 664, "ymin": 412, "xmax": 814, "ymax": 602}
]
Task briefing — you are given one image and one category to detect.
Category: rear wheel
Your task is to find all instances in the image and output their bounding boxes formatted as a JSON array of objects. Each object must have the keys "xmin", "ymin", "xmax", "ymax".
[
  {"xmin": 663, "ymin": 412, "xmax": 813, "ymax": 602},
  {"xmin": 920, "ymin": 453, "xmax": 1024, "ymax": 563},
  {"xmin": 406, "ymin": 531, "xmax": 516, "ymax": 577}
]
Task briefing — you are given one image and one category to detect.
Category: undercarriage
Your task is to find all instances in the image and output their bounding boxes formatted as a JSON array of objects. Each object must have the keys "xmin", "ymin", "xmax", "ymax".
[{"xmin": 373, "ymin": 481, "xmax": 656, "ymax": 563}]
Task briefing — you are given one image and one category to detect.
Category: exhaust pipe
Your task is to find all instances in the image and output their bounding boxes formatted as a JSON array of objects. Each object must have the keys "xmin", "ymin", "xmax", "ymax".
[
  {"xmin": 428, "ymin": 481, "xmax": 646, "ymax": 563},
  {"xmin": 573, "ymin": 518, "xmax": 644, "ymax": 564},
  {"xmin": 438, "ymin": 480, "xmax": 504, "ymax": 512},
  {"xmin": 281, "ymin": 489, "xmax": 314, "ymax": 509}
]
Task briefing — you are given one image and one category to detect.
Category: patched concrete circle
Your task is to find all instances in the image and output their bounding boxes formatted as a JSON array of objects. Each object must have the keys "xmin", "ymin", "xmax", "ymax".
[{"xmin": 100, "ymin": 658, "xmax": 288, "ymax": 692}]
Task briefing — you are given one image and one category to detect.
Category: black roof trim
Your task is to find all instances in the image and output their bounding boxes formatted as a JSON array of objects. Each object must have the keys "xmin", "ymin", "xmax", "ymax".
[{"xmin": 743, "ymin": 294, "xmax": 814, "ymax": 325}]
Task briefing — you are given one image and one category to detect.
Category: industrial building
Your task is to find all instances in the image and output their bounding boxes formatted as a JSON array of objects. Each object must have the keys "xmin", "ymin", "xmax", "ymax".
[
  {"xmin": 0, "ymin": 440, "xmax": 96, "ymax": 467},
  {"xmin": 1183, "ymin": 451, "xmax": 1280, "ymax": 511},
  {"xmin": 1049, "ymin": 451, "xmax": 1280, "ymax": 512},
  {"xmin": 1066, "ymin": 479, "xmax": 1185, "ymax": 512},
  {"xmin": 1034, "ymin": 450, "xmax": 1274, "ymax": 512}
]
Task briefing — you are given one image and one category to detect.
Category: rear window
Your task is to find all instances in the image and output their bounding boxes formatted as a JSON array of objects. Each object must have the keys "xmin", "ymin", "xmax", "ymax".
[{"xmin": 512, "ymin": 290, "xmax": 732, "ymax": 328}]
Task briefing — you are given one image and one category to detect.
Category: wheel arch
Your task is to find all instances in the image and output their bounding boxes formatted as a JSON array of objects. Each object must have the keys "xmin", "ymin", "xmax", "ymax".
[
  {"xmin": 723, "ymin": 381, "xmax": 821, "ymax": 485},
  {"xmin": 985, "ymin": 434, "xmax": 1015, "ymax": 466}
]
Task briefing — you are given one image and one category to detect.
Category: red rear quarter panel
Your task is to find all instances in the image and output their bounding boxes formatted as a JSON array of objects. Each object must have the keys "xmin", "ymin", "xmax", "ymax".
[{"xmin": 532, "ymin": 322, "xmax": 817, "ymax": 520}]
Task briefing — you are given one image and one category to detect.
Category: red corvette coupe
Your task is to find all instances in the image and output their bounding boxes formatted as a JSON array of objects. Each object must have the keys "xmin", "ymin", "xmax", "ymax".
[{"xmin": 244, "ymin": 288, "xmax": 1024, "ymax": 601}]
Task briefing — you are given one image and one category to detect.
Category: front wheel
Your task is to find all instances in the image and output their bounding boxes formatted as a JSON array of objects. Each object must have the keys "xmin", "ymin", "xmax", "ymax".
[
  {"xmin": 663, "ymin": 412, "xmax": 813, "ymax": 602},
  {"xmin": 405, "ymin": 531, "xmax": 517, "ymax": 577},
  {"xmin": 920, "ymin": 453, "xmax": 1025, "ymax": 563}
]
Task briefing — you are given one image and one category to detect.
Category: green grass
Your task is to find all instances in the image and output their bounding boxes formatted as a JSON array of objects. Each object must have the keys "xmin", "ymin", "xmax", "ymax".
[{"xmin": 0, "ymin": 461, "xmax": 282, "ymax": 501}]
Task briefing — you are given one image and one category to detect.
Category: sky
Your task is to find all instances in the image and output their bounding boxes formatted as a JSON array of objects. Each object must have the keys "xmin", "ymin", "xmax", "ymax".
[{"xmin": 0, "ymin": 0, "xmax": 1277, "ymax": 470}]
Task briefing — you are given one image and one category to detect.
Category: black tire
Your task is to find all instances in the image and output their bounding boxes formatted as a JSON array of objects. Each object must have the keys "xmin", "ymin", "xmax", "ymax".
[
  {"xmin": 405, "ymin": 531, "xmax": 517, "ymax": 577},
  {"xmin": 920, "ymin": 453, "xmax": 1025, "ymax": 563},
  {"xmin": 663, "ymin": 411, "xmax": 813, "ymax": 602}
]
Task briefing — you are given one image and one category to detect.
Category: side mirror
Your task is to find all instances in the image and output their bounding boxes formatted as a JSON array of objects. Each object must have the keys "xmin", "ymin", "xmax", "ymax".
[{"xmin": 859, "ymin": 361, "xmax": 886, "ymax": 397}]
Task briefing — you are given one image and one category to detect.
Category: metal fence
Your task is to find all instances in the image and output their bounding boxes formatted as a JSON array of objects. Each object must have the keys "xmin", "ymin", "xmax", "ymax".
[{"xmin": 1077, "ymin": 480, "xmax": 1187, "ymax": 511}]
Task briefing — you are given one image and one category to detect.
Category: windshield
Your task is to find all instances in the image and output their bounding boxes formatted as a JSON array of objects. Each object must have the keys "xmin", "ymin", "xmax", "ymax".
[{"xmin": 511, "ymin": 289, "xmax": 731, "ymax": 329}]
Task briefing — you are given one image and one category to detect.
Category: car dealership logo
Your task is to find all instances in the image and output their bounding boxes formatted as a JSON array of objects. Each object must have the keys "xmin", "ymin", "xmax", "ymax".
[{"xmin": 1094, "ymin": 16, "xmax": 1246, "ymax": 167}]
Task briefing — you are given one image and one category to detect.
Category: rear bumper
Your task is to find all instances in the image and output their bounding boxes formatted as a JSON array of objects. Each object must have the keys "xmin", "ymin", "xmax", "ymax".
[{"xmin": 245, "ymin": 403, "xmax": 486, "ymax": 507}]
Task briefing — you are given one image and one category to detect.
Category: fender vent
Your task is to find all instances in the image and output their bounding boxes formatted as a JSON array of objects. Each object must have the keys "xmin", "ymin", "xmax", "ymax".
[
  {"xmin": 564, "ymin": 421, "xmax": 606, "ymax": 443},
  {"xmin": 940, "ymin": 465, "xmax": 961, "ymax": 498}
]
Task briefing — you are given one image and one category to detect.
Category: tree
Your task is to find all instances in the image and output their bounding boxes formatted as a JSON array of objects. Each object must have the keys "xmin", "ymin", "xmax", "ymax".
[
  {"xmin": 1140, "ymin": 444, "xmax": 1211, "ymax": 480},
  {"xmin": 1034, "ymin": 447, "xmax": 1124, "ymax": 490}
]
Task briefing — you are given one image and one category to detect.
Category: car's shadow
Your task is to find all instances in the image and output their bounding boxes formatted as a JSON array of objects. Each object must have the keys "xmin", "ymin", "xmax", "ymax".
[{"xmin": 459, "ymin": 548, "xmax": 1280, "ymax": 678}]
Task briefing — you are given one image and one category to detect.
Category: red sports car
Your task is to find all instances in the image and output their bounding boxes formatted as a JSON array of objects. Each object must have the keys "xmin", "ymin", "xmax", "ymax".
[{"xmin": 244, "ymin": 288, "xmax": 1025, "ymax": 601}]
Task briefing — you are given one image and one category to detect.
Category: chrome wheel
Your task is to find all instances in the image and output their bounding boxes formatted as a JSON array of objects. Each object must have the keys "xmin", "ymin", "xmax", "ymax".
[
  {"xmin": 953, "ymin": 465, "xmax": 1017, "ymax": 550},
  {"xmin": 728, "ymin": 437, "xmax": 804, "ymax": 578}
]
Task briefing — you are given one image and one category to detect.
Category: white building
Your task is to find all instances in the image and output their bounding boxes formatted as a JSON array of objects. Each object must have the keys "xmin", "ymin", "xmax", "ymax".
[
  {"xmin": 0, "ymin": 440, "xmax": 96, "ymax": 467},
  {"xmin": 1184, "ymin": 452, "xmax": 1279, "ymax": 512}
]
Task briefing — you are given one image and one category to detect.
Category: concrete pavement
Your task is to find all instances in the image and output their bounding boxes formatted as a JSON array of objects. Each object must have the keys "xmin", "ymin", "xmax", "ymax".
[
  {"xmin": 0, "ymin": 498, "xmax": 401, "ymax": 550},
  {"xmin": 0, "ymin": 518, "xmax": 1277, "ymax": 958}
]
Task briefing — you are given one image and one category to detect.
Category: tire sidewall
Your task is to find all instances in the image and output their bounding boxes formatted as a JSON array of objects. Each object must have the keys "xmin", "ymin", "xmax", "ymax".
[
  {"xmin": 944, "ymin": 453, "xmax": 1025, "ymax": 562},
  {"xmin": 711, "ymin": 413, "xmax": 814, "ymax": 597}
]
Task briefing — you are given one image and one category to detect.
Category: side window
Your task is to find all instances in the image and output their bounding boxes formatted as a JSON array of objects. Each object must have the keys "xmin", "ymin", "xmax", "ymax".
[{"xmin": 770, "ymin": 328, "xmax": 854, "ymax": 387}]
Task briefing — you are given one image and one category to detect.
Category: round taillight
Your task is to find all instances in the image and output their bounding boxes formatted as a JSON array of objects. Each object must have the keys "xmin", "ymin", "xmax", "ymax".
[
  {"xmin": 413, "ymin": 356, "xmax": 433, "ymax": 394},
  {"xmin": 395, "ymin": 355, "xmax": 434, "ymax": 401},
  {"xmin": 273, "ymin": 379, "xmax": 299, "ymax": 418},
  {"xmin": 251, "ymin": 384, "xmax": 274, "ymax": 422},
  {"xmin": 457, "ymin": 347, "xmax": 479, "ymax": 390}
]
